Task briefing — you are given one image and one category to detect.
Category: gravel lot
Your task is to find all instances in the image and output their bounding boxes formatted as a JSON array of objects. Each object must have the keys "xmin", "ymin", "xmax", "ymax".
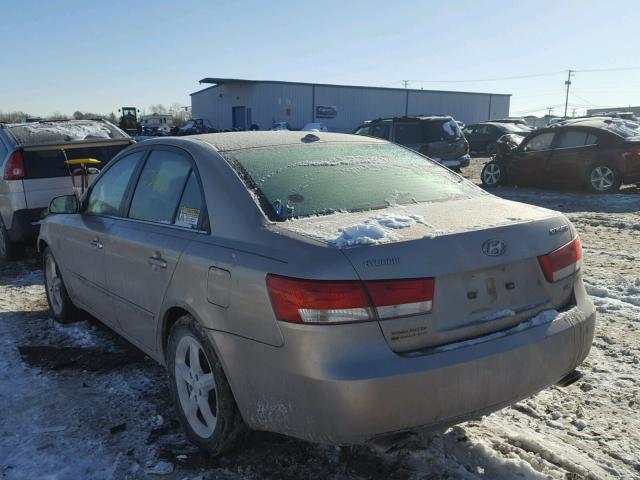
[{"xmin": 1, "ymin": 156, "xmax": 639, "ymax": 480}]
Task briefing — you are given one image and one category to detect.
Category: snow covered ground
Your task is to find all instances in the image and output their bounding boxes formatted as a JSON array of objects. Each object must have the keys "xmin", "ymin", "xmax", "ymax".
[{"xmin": 1, "ymin": 156, "xmax": 639, "ymax": 479}]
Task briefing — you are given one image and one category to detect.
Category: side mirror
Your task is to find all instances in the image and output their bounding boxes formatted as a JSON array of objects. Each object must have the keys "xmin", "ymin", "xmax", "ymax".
[{"xmin": 49, "ymin": 195, "xmax": 79, "ymax": 214}]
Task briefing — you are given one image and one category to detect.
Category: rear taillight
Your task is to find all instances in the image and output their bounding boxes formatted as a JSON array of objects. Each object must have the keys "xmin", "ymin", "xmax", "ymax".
[
  {"xmin": 627, "ymin": 147, "xmax": 640, "ymax": 157},
  {"xmin": 4, "ymin": 151, "xmax": 25, "ymax": 180},
  {"xmin": 538, "ymin": 237, "xmax": 582, "ymax": 283},
  {"xmin": 266, "ymin": 274, "xmax": 434, "ymax": 324},
  {"xmin": 365, "ymin": 278, "xmax": 434, "ymax": 319}
]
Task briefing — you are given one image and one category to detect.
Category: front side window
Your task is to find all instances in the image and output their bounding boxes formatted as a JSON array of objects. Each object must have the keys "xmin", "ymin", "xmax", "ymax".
[
  {"xmin": 86, "ymin": 151, "xmax": 143, "ymax": 216},
  {"xmin": 475, "ymin": 125, "xmax": 492, "ymax": 135},
  {"xmin": 522, "ymin": 132, "xmax": 555, "ymax": 152},
  {"xmin": 128, "ymin": 150, "xmax": 192, "ymax": 224},
  {"xmin": 354, "ymin": 125, "xmax": 371, "ymax": 136},
  {"xmin": 369, "ymin": 123, "xmax": 391, "ymax": 140}
]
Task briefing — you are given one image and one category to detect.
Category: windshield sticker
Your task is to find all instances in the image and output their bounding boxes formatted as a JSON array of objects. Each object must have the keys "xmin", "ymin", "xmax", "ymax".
[{"xmin": 176, "ymin": 207, "xmax": 200, "ymax": 228}]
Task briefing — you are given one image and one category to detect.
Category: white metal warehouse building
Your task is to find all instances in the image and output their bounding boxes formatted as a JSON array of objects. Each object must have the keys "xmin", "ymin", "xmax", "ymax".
[{"xmin": 190, "ymin": 78, "xmax": 511, "ymax": 132}]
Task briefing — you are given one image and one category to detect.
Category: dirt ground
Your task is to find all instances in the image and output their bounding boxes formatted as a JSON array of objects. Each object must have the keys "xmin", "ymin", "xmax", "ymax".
[{"xmin": 1, "ymin": 156, "xmax": 639, "ymax": 480}]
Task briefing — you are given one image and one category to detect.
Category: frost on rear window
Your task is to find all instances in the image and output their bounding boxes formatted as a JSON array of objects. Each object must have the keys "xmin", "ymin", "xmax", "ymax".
[{"xmin": 223, "ymin": 142, "xmax": 477, "ymax": 221}]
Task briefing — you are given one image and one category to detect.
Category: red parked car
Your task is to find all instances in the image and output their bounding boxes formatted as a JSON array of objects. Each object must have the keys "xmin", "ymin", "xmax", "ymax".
[{"xmin": 481, "ymin": 118, "xmax": 640, "ymax": 193}]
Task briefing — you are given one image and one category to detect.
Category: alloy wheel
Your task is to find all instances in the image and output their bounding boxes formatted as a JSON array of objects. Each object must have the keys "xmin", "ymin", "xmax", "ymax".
[
  {"xmin": 590, "ymin": 166, "xmax": 615, "ymax": 192},
  {"xmin": 483, "ymin": 163, "xmax": 502, "ymax": 186},
  {"xmin": 174, "ymin": 335, "xmax": 218, "ymax": 438},
  {"xmin": 45, "ymin": 253, "xmax": 63, "ymax": 316}
]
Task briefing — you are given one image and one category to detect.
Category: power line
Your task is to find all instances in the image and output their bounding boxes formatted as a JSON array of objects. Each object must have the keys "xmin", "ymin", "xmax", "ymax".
[
  {"xmin": 405, "ymin": 71, "xmax": 565, "ymax": 84},
  {"xmin": 574, "ymin": 66, "xmax": 640, "ymax": 73},
  {"xmin": 571, "ymin": 93, "xmax": 604, "ymax": 107},
  {"xmin": 382, "ymin": 66, "xmax": 640, "ymax": 87}
]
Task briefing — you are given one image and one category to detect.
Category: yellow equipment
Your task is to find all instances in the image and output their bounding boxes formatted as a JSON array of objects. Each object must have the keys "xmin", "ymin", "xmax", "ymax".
[{"xmin": 65, "ymin": 158, "xmax": 101, "ymax": 194}]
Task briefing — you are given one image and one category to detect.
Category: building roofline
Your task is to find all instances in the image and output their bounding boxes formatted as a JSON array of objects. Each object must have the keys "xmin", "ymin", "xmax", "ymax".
[{"xmin": 192, "ymin": 77, "xmax": 511, "ymax": 97}]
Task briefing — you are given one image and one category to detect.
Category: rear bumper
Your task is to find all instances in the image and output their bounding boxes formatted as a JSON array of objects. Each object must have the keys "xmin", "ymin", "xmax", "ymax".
[
  {"xmin": 6, "ymin": 208, "xmax": 45, "ymax": 241},
  {"xmin": 439, "ymin": 154, "xmax": 470, "ymax": 169},
  {"xmin": 211, "ymin": 283, "xmax": 595, "ymax": 445}
]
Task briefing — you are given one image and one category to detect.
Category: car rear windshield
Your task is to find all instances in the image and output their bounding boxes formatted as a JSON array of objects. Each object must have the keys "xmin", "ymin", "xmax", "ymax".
[
  {"xmin": 6, "ymin": 120, "xmax": 128, "ymax": 146},
  {"xmin": 423, "ymin": 119, "xmax": 463, "ymax": 142},
  {"xmin": 22, "ymin": 144, "xmax": 129, "ymax": 179},
  {"xmin": 223, "ymin": 142, "xmax": 478, "ymax": 221}
]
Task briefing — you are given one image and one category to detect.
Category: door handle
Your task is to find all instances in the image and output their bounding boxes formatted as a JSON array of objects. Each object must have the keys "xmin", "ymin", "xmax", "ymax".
[
  {"xmin": 148, "ymin": 255, "xmax": 167, "ymax": 269},
  {"xmin": 91, "ymin": 239, "xmax": 103, "ymax": 249}
]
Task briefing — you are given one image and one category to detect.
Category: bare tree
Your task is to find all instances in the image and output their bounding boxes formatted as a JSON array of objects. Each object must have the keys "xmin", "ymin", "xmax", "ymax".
[
  {"xmin": 48, "ymin": 111, "xmax": 70, "ymax": 120},
  {"xmin": 149, "ymin": 104, "xmax": 168, "ymax": 114},
  {"xmin": 0, "ymin": 111, "xmax": 29, "ymax": 123}
]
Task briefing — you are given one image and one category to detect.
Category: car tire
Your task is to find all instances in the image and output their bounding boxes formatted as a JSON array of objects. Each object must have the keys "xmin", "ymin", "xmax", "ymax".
[
  {"xmin": 485, "ymin": 142, "xmax": 498, "ymax": 155},
  {"xmin": 43, "ymin": 247, "xmax": 81, "ymax": 323},
  {"xmin": 0, "ymin": 216, "xmax": 23, "ymax": 261},
  {"xmin": 586, "ymin": 164, "xmax": 620, "ymax": 193},
  {"xmin": 481, "ymin": 161, "xmax": 506, "ymax": 188},
  {"xmin": 167, "ymin": 315, "xmax": 247, "ymax": 456}
]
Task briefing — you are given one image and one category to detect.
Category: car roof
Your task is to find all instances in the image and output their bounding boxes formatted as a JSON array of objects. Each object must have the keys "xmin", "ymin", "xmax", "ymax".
[
  {"xmin": 0, "ymin": 119, "xmax": 129, "ymax": 147},
  {"xmin": 553, "ymin": 117, "xmax": 621, "ymax": 129},
  {"xmin": 370, "ymin": 115, "xmax": 452, "ymax": 123},
  {"xmin": 180, "ymin": 131, "xmax": 387, "ymax": 152}
]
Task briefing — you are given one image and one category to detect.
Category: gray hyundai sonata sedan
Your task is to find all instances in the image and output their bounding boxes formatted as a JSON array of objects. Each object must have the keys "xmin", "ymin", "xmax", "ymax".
[{"xmin": 38, "ymin": 132, "xmax": 595, "ymax": 455}]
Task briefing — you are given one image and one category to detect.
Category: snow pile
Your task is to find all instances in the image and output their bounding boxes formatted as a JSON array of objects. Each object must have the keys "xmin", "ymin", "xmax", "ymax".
[
  {"xmin": 583, "ymin": 276, "xmax": 640, "ymax": 320},
  {"xmin": 330, "ymin": 213, "xmax": 426, "ymax": 247}
]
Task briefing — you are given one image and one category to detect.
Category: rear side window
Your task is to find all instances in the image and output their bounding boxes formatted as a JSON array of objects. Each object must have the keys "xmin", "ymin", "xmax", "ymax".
[
  {"xmin": 86, "ymin": 151, "xmax": 143, "ymax": 216},
  {"xmin": 174, "ymin": 171, "xmax": 205, "ymax": 229},
  {"xmin": 21, "ymin": 144, "xmax": 128, "ymax": 179},
  {"xmin": 555, "ymin": 130, "xmax": 598, "ymax": 149},
  {"xmin": 395, "ymin": 123, "xmax": 423, "ymax": 143},
  {"xmin": 128, "ymin": 150, "xmax": 192, "ymax": 224}
]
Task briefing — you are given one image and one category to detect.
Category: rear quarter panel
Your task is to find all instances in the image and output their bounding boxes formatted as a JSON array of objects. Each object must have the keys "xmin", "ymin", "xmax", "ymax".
[{"xmin": 0, "ymin": 180, "xmax": 27, "ymax": 228}]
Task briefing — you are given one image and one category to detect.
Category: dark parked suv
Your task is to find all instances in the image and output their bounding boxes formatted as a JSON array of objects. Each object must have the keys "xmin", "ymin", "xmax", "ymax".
[{"xmin": 354, "ymin": 116, "xmax": 470, "ymax": 170}]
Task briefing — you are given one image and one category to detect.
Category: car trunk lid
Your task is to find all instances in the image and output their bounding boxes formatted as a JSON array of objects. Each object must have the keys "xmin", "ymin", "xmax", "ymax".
[{"xmin": 274, "ymin": 196, "xmax": 577, "ymax": 352}]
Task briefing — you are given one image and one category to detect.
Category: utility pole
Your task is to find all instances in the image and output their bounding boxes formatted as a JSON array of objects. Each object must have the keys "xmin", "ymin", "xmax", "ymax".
[
  {"xmin": 563, "ymin": 70, "xmax": 574, "ymax": 119},
  {"xmin": 571, "ymin": 108, "xmax": 577, "ymax": 118},
  {"xmin": 402, "ymin": 80, "xmax": 409, "ymax": 89},
  {"xmin": 547, "ymin": 107, "xmax": 554, "ymax": 116}
]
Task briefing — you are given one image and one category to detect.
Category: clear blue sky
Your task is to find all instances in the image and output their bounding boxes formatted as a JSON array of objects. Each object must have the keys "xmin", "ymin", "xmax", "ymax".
[{"xmin": 1, "ymin": 0, "xmax": 639, "ymax": 118}]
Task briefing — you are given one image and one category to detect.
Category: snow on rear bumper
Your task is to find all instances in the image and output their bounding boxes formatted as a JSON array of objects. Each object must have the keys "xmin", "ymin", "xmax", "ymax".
[{"xmin": 211, "ymin": 292, "xmax": 595, "ymax": 445}]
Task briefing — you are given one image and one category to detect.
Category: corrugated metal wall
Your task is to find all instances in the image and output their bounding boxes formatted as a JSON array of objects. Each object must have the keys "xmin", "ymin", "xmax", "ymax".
[
  {"xmin": 191, "ymin": 82, "xmax": 510, "ymax": 132},
  {"xmin": 313, "ymin": 86, "xmax": 406, "ymax": 132}
]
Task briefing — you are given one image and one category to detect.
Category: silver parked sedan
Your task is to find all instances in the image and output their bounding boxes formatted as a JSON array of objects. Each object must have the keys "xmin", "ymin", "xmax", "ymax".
[{"xmin": 39, "ymin": 132, "xmax": 595, "ymax": 455}]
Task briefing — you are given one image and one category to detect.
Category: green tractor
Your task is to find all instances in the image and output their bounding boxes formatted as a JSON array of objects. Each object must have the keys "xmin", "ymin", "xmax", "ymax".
[{"xmin": 118, "ymin": 107, "xmax": 141, "ymax": 135}]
